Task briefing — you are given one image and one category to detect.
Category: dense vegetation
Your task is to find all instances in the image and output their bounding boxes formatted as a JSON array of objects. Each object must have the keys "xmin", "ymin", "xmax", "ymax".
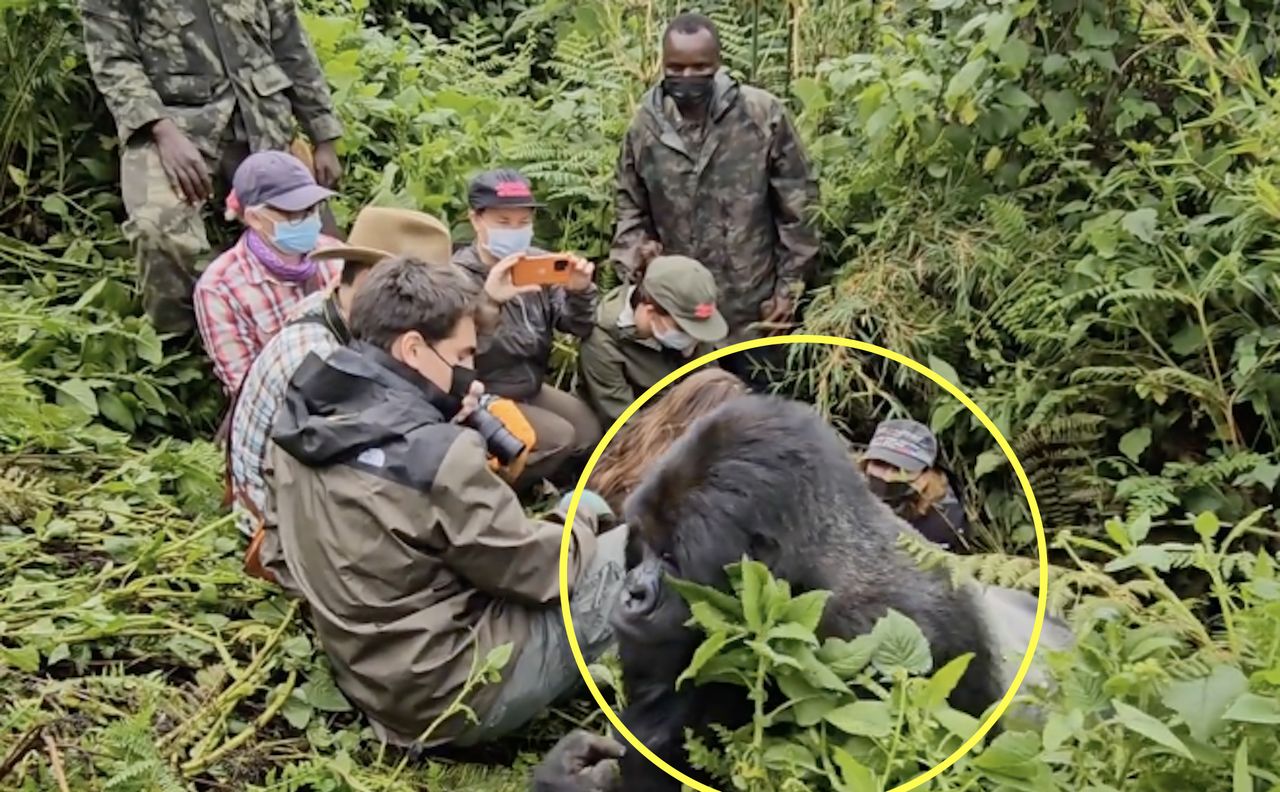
[{"xmin": 0, "ymin": 0, "xmax": 1277, "ymax": 790}]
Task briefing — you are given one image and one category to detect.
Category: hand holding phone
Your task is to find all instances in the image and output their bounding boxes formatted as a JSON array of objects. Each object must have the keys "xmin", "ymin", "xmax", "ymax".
[{"xmin": 510, "ymin": 253, "xmax": 575, "ymax": 288}]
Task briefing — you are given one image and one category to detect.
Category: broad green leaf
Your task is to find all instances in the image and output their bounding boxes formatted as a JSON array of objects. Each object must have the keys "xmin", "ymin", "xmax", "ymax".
[
  {"xmin": 1076, "ymin": 13, "xmax": 1120, "ymax": 48},
  {"xmin": 135, "ymin": 325, "xmax": 165, "ymax": 366},
  {"xmin": 974, "ymin": 448, "xmax": 1006, "ymax": 479},
  {"xmin": 688, "ymin": 601, "xmax": 742, "ymax": 635},
  {"xmin": 972, "ymin": 731, "xmax": 1042, "ymax": 778},
  {"xmin": 832, "ymin": 746, "xmax": 880, "ymax": 792},
  {"xmin": 1128, "ymin": 513, "xmax": 1152, "ymax": 544},
  {"xmin": 1111, "ymin": 699, "xmax": 1193, "ymax": 759},
  {"xmin": 870, "ymin": 610, "xmax": 933, "ymax": 677},
  {"xmin": 983, "ymin": 11, "xmax": 1013, "ymax": 50},
  {"xmin": 134, "ymin": 381, "xmax": 168, "ymax": 416},
  {"xmin": 818, "ymin": 634, "xmax": 878, "ymax": 678},
  {"xmin": 46, "ymin": 643, "xmax": 70, "ymax": 666},
  {"xmin": 777, "ymin": 669, "xmax": 834, "ymax": 727},
  {"xmin": 676, "ymin": 632, "xmax": 731, "ymax": 689},
  {"xmin": 997, "ymin": 38, "xmax": 1031, "ymax": 74},
  {"xmin": 98, "ymin": 392, "xmax": 137, "ymax": 433},
  {"xmin": 1233, "ymin": 740, "xmax": 1251, "ymax": 792},
  {"xmin": 300, "ymin": 672, "xmax": 353, "ymax": 713},
  {"xmin": 7, "ymin": 165, "xmax": 27, "ymax": 188},
  {"xmin": 1043, "ymin": 90, "xmax": 1080, "ymax": 126},
  {"xmin": 0, "ymin": 645, "xmax": 40, "ymax": 673},
  {"xmin": 667, "ymin": 575, "xmax": 743, "ymax": 618},
  {"xmin": 282, "ymin": 691, "xmax": 314, "ymax": 730},
  {"xmin": 1164, "ymin": 665, "xmax": 1248, "ymax": 742},
  {"xmin": 740, "ymin": 559, "xmax": 770, "ymax": 631},
  {"xmin": 1042, "ymin": 54, "xmax": 1069, "ymax": 75},
  {"xmin": 58, "ymin": 378, "xmax": 99, "ymax": 415},
  {"xmin": 1042, "ymin": 709, "xmax": 1083, "ymax": 751},
  {"xmin": 1105, "ymin": 545, "xmax": 1174, "ymax": 574},
  {"xmin": 930, "ymin": 400, "xmax": 967, "ymax": 434},
  {"xmin": 41, "ymin": 194, "xmax": 69, "ymax": 217},
  {"xmin": 1119, "ymin": 427, "xmax": 1151, "ymax": 463},
  {"xmin": 796, "ymin": 646, "xmax": 851, "ymax": 693},
  {"xmin": 1193, "ymin": 511, "xmax": 1221, "ymax": 542},
  {"xmin": 72, "ymin": 278, "xmax": 108, "ymax": 311},
  {"xmin": 825, "ymin": 701, "xmax": 894, "ymax": 738},
  {"xmin": 945, "ymin": 58, "xmax": 988, "ymax": 104},
  {"xmin": 767, "ymin": 622, "xmax": 820, "ymax": 646},
  {"xmin": 920, "ymin": 653, "xmax": 973, "ymax": 711},
  {"xmin": 1222, "ymin": 693, "xmax": 1280, "ymax": 724},
  {"xmin": 1121, "ymin": 208, "xmax": 1159, "ymax": 243},
  {"xmin": 936, "ymin": 707, "xmax": 980, "ymax": 740},
  {"xmin": 781, "ymin": 589, "xmax": 830, "ymax": 634},
  {"xmin": 926, "ymin": 354, "xmax": 961, "ymax": 387}
]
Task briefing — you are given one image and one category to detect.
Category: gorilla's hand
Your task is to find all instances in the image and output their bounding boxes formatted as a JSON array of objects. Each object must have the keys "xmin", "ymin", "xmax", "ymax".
[{"xmin": 532, "ymin": 730, "xmax": 625, "ymax": 792}]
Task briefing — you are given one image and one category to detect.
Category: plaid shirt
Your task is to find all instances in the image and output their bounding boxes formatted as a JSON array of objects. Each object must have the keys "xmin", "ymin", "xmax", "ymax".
[
  {"xmin": 229, "ymin": 287, "xmax": 345, "ymax": 536},
  {"xmin": 194, "ymin": 233, "xmax": 343, "ymax": 394}
]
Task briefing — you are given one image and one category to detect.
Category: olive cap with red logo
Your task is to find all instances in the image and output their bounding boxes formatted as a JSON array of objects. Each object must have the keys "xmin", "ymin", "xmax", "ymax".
[
  {"xmin": 642, "ymin": 255, "xmax": 728, "ymax": 343},
  {"xmin": 467, "ymin": 169, "xmax": 546, "ymax": 210}
]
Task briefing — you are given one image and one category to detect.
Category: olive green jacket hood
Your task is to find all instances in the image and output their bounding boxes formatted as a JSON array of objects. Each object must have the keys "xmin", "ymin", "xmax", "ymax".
[
  {"xmin": 577, "ymin": 286, "xmax": 716, "ymax": 427},
  {"xmin": 264, "ymin": 342, "xmax": 600, "ymax": 746}
]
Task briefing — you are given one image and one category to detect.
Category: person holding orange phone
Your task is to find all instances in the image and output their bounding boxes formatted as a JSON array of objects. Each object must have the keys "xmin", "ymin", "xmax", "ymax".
[{"xmin": 452, "ymin": 169, "xmax": 603, "ymax": 493}]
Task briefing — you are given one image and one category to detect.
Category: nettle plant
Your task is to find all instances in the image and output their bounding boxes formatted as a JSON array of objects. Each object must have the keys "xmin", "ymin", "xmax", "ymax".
[{"xmin": 671, "ymin": 513, "xmax": 1280, "ymax": 792}]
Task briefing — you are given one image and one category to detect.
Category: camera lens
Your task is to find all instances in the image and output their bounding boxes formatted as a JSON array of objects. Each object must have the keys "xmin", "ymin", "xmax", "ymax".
[
  {"xmin": 463, "ymin": 407, "xmax": 527, "ymax": 465},
  {"xmin": 554, "ymin": 259, "xmax": 568, "ymax": 271}
]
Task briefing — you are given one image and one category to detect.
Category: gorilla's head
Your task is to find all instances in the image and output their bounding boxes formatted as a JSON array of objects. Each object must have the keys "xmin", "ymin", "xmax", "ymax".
[{"xmin": 610, "ymin": 393, "xmax": 874, "ymax": 653}]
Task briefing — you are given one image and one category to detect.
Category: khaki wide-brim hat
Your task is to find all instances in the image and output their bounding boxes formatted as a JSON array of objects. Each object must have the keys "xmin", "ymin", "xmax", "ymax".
[{"xmin": 321, "ymin": 206, "xmax": 452, "ymax": 267}]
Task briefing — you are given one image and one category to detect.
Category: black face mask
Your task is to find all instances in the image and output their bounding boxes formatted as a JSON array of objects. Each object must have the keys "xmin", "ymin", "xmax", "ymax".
[
  {"xmin": 663, "ymin": 74, "xmax": 715, "ymax": 108},
  {"xmin": 427, "ymin": 346, "xmax": 477, "ymax": 420},
  {"xmin": 868, "ymin": 477, "xmax": 916, "ymax": 508}
]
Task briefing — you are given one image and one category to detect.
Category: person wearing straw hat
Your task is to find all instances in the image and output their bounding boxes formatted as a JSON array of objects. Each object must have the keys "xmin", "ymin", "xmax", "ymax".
[
  {"xmin": 578, "ymin": 242, "xmax": 730, "ymax": 427},
  {"xmin": 228, "ymin": 206, "xmax": 535, "ymax": 584}
]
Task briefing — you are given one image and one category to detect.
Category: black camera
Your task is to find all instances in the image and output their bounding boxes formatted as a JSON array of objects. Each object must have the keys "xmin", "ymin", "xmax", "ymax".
[{"xmin": 462, "ymin": 394, "xmax": 527, "ymax": 466}]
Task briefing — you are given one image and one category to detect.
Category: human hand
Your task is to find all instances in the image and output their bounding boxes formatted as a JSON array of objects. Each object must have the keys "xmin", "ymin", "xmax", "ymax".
[
  {"xmin": 565, "ymin": 254, "xmax": 596, "ymax": 293},
  {"xmin": 531, "ymin": 729, "xmax": 624, "ymax": 792},
  {"xmin": 451, "ymin": 381, "xmax": 486, "ymax": 424},
  {"xmin": 484, "ymin": 253, "xmax": 542, "ymax": 303},
  {"xmin": 312, "ymin": 140, "xmax": 343, "ymax": 187},
  {"xmin": 152, "ymin": 119, "xmax": 212, "ymax": 205},
  {"xmin": 759, "ymin": 291, "xmax": 797, "ymax": 336}
]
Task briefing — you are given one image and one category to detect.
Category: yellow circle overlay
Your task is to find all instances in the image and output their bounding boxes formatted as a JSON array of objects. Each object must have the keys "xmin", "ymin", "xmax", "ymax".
[{"xmin": 558, "ymin": 334, "xmax": 1048, "ymax": 792}]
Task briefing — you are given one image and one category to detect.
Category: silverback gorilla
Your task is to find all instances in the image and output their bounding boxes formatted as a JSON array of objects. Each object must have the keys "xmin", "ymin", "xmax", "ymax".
[{"xmin": 605, "ymin": 393, "xmax": 1003, "ymax": 791}]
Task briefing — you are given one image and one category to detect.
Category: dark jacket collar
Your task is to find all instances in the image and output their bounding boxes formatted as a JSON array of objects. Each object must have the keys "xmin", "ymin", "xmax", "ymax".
[{"xmin": 271, "ymin": 342, "xmax": 451, "ymax": 468}]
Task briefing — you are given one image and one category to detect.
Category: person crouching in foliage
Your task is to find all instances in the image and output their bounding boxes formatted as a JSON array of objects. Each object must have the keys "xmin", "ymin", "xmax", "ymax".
[
  {"xmin": 577, "ymin": 242, "xmax": 730, "ymax": 428},
  {"xmin": 264, "ymin": 257, "xmax": 627, "ymax": 751},
  {"xmin": 453, "ymin": 169, "xmax": 604, "ymax": 493},
  {"xmin": 587, "ymin": 368, "xmax": 748, "ymax": 515},
  {"xmin": 858, "ymin": 418, "xmax": 971, "ymax": 553}
]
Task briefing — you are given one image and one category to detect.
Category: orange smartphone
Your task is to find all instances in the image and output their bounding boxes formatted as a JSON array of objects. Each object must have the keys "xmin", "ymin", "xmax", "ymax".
[{"xmin": 511, "ymin": 254, "xmax": 574, "ymax": 287}]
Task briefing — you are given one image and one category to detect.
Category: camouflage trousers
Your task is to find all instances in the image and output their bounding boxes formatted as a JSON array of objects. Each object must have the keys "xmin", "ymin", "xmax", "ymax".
[{"xmin": 120, "ymin": 139, "xmax": 249, "ymax": 337}]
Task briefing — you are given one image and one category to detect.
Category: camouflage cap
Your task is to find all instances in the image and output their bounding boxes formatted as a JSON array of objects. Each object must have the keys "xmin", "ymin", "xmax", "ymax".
[
  {"xmin": 864, "ymin": 419, "xmax": 938, "ymax": 474},
  {"xmin": 643, "ymin": 255, "xmax": 728, "ymax": 343},
  {"xmin": 233, "ymin": 150, "xmax": 335, "ymax": 213}
]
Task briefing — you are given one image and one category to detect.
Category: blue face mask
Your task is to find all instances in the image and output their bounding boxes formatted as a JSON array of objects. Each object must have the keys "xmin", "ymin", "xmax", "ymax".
[
  {"xmin": 272, "ymin": 212, "xmax": 322, "ymax": 255},
  {"xmin": 483, "ymin": 225, "xmax": 534, "ymax": 259}
]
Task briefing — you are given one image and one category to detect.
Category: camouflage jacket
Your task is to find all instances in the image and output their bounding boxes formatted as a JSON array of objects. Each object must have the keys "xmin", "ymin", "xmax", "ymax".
[
  {"xmin": 453, "ymin": 244, "xmax": 597, "ymax": 402},
  {"xmin": 610, "ymin": 69, "xmax": 820, "ymax": 342},
  {"xmin": 79, "ymin": 0, "xmax": 342, "ymax": 157}
]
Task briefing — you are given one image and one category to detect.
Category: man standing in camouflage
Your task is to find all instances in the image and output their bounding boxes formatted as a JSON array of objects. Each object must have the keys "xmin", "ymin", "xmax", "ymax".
[
  {"xmin": 610, "ymin": 12, "xmax": 819, "ymax": 387},
  {"xmin": 79, "ymin": 0, "xmax": 344, "ymax": 336}
]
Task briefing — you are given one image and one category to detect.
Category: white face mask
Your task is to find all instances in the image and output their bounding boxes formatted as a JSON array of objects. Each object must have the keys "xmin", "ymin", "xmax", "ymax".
[{"xmin": 653, "ymin": 322, "xmax": 695, "ymax": 351}]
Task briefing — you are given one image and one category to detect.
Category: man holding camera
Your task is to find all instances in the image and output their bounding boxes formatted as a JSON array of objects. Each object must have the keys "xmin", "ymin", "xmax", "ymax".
[{"xmin": 264, "ymin": 256, "xmax": 627, "ymax": 751}]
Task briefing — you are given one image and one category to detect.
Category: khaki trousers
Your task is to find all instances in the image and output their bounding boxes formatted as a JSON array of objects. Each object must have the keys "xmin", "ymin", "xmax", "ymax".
[{"xmin": 515, "ymin": 384, "xmax": 603, "ymax": 491}]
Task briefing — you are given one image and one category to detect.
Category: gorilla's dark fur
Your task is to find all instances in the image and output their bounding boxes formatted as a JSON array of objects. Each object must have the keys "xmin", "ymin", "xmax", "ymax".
[{"xmin": 610, "ymin": 393, "xmax": 1003, "ymax": 791}]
